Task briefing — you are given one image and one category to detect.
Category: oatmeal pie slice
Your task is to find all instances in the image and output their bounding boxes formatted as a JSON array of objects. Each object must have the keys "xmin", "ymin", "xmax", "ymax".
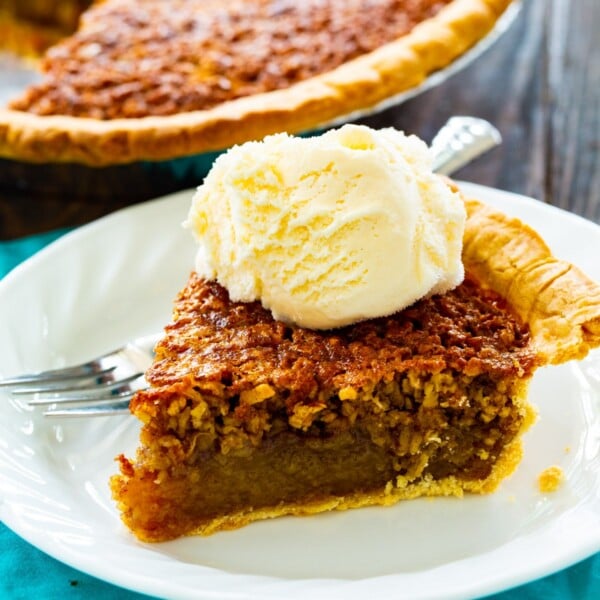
[
  {"xmin": 0, "ymin": 0, "xmax": 515, "ymax": 166},
  {"xmin": 110, "ymin": 196, "xmax": 600, "ymax": 542}
]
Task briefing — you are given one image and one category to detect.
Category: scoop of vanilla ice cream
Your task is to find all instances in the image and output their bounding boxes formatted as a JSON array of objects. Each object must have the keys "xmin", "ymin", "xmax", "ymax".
[{"xmin": 185, "ymin": 124, "xmax": 466, "ymax": 329}]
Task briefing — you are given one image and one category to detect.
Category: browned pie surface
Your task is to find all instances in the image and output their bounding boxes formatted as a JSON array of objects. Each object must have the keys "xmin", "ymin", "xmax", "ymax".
[
  {"xmin": 10, "ymin": 0, "xmax": 453, "ymax": 118},
  {"xmin": 141, "ymin": 272, "xmax": 538, "ymax": 407}
]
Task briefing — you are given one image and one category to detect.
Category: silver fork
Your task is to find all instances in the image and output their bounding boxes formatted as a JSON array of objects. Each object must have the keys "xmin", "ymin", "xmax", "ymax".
[
  {"xmin": 0, "ymin": 116, "xmax": 501, "ymax": 418},
  {"xmin": 0, "ymin": 334, "xmax": 159, "ymax": 417}
]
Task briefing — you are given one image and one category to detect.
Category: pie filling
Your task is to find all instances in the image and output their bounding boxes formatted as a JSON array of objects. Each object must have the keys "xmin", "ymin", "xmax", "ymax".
[
  {"xmin": 10, "ymin": 0, "xmax": 454, "ymax": 118},
  {"xmin": 111, "ymin": 273, "xmax": 539, "ymax": 542}
]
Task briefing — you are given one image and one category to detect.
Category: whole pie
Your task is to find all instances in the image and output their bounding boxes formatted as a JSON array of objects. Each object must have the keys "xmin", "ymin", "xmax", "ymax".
[
  {"xmin": 0, "ymin": 0, "xmax": 515, "ymax": 165},
  {"xmin": 110, "ymin": 195, "xmax": 600, "ymax": 542}
]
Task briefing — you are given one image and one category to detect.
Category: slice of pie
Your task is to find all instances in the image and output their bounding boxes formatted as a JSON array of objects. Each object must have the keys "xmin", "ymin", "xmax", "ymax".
[
  {"xmin": 110, "ymin": 196, "xmax": 600, "ymax": 542},
  {"xmin": 0, "ymin": 0, "xmax": 515, "ymax": 165}
]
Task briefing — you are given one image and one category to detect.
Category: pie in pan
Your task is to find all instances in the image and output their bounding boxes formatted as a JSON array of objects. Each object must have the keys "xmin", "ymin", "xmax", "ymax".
[
  {"xmin": 110, "ymin": 195, "xmax": 600, "ymax": 542},
  {"xmin": 0, "ymin": 0, "xmax": 515, "ymax": 166}
]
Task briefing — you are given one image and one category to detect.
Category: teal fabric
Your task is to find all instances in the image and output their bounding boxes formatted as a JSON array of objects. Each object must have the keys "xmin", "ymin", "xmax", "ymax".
[
  {"xmin": 0, "ymin": 523, "xmax": 152, "ymax": 600},
  {"xmin": 0, "ymin": 228, "xmax": 70, "ymax": 277},
  {"xmin": 1, "ymin": 230, "xmax": 599, "ymax": 600}
]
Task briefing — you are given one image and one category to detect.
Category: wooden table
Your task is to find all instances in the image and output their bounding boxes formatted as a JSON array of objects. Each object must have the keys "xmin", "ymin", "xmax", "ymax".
[
  {"xmin": 365, "ymin": 0, "xmax": 600, "ymax": 225},
  {"xmin": 0, "ymin": 0, "xmax": 598, "ymax": 238}
]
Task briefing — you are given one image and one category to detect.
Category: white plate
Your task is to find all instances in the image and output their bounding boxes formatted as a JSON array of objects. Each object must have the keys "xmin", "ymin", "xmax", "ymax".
[{"xmin": 0, "ymin": 182, "xmax": 599, "ymax": 600}]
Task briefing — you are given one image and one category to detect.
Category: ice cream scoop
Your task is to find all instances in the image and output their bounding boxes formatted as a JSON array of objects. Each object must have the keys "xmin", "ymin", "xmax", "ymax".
[{"xmin": 185, "ymin": 124, "xmax": 466, "ymax": 329}]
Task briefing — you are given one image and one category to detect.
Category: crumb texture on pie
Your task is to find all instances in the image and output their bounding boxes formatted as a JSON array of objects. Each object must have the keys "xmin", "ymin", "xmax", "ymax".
[
  {"xmin": 0, "ymin": 0, "xmax": 514, "ymax": 164},
  {"xmin": 144, "ymin": 275, "xmax": 538, "ymax": 396},
  {"xmin": 537, "ymin": 466, "xmax": 564, "ymax": 493}
]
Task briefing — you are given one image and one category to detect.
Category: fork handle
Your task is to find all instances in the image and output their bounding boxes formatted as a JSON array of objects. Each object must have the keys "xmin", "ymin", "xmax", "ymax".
[{"xmin": 431, "ymin": 116, "xmax": 502, "ymax": 176}]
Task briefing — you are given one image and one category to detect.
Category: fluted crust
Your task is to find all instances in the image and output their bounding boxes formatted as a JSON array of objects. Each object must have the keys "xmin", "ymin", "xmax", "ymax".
[
  {"xmin": 463, "ymin": 197, "xmax": 600, "ymax": 365},
  {"xmin": 0, "ymin": 0, "xmax": 514, "ymax": 166}
]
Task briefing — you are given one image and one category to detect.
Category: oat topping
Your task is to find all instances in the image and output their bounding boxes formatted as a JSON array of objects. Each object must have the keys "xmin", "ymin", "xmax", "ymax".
[
  {"xmin": 142, "ymin": 273, "xmax": 538, "ymax": 404},
  {"xmin": 10, "ymin": 0, "xmax": 452, "ymax": 118}
]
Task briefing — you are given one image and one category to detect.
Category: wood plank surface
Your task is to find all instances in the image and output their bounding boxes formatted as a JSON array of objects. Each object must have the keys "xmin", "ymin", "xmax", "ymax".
[
  {"xmin": 364, "ymin": 0, "xmax": 599, "ymax": 223},
  {"xmin": 0, "ymin": 0, "xmax": 598, "ymax": 237}
]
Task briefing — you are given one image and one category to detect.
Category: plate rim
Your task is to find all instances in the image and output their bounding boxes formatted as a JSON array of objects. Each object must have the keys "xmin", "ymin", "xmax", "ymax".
[{"xmin": 0, "ymin": 181, "xmax": 599, "ymax": 600}]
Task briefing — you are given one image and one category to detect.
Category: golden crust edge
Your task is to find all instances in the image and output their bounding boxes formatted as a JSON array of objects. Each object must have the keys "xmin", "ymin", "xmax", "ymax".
[
  {"xmin": 462, "ymin": 197, "xmax": 600, "ymax": 365},
  {"xmin": 0, "ymin": 0, "xmax": 514, "ymax": 166}
]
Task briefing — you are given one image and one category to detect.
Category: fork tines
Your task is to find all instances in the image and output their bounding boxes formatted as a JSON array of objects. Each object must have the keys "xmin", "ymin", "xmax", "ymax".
[{"xmin": 0, "ymin": 340, "xmax": 155, "ymax": 417}]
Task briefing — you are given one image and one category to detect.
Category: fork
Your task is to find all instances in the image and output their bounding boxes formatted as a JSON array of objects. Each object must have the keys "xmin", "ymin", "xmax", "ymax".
[
  {"xmin": 0, "ymin": 116, "xmax": 501, "ymax": 417},
  {"xmin": 0, "ymin": 334, "xmax": 159, "ymax": 417}
]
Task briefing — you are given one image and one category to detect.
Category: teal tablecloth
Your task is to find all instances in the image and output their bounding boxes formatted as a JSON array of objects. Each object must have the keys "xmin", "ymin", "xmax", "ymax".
[{"xmin": 1, "ymin": 230, "xmax": 599, "ymax": 600}]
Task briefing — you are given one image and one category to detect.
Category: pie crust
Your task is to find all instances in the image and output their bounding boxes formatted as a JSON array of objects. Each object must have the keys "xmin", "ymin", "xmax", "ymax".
[
  {"xmin": 0, "ymin": 0, "xmax": 515, "ymax": 166},
  {"xmin": 110, "ymin": 195, "xmax": 600, "ymax": 541},
  {"xmin": 463, "ymin": 197, "xmax": 600, "ymax": 364}
]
